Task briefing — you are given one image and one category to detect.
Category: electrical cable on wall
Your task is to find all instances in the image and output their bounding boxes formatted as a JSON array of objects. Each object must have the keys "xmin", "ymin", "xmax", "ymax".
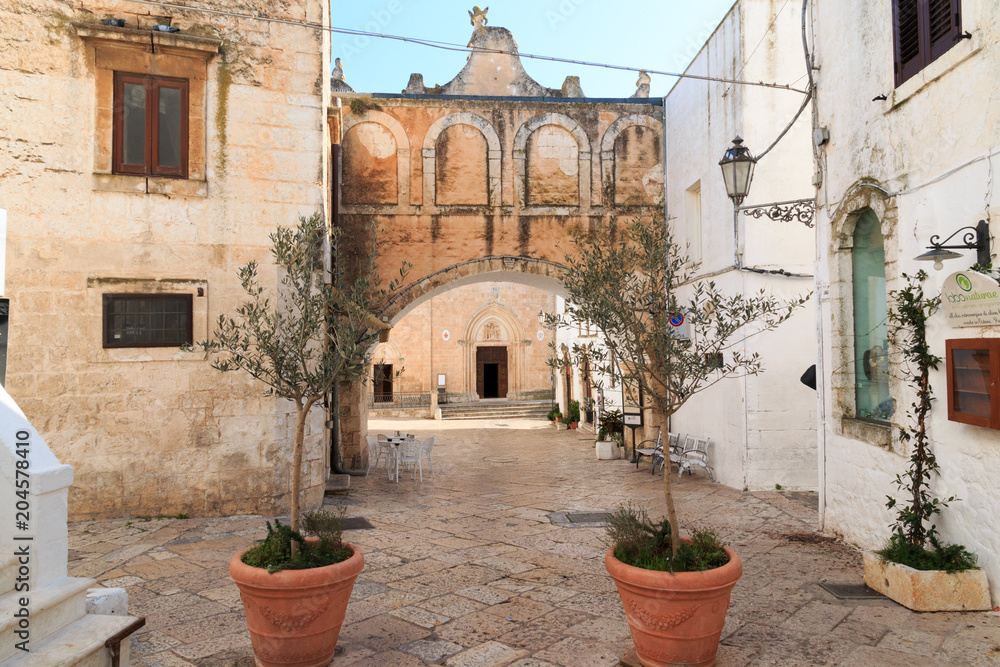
[{"xmin": 121, "ymin": 0, "xmax": 810, "ymax": 95}]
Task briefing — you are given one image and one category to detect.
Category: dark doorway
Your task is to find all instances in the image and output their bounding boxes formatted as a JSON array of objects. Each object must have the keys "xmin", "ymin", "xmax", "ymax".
[
  {"xmin": 476, "ymin": 346, "xmax": 508, "ymax": 399},
  {"xmin": 374, "ymin": 364, "xmax": 393, "ymax": 403},
  {"xmin": 483, "ymin": 363, "xmax": 499, "ymax": 398}
]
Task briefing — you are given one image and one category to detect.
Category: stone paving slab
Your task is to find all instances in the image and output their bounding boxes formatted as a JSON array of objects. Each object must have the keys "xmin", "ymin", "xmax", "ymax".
[{"xmin": 66, "ymin": 417, "xmax": 1000, "ymax": 666}]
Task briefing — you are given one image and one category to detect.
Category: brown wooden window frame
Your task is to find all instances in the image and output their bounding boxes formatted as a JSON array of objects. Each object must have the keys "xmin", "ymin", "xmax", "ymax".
[
  {"xmin": 103, "ymin": 293, "xmax": 194, "ymax": 349},
  {"xmin": 892, "ymin": 0, "xmax": 963, "ymax": 88},
  {"xmin": 945, "ymin": 338, "xmax": 1000, "ymax": 430},
  {"xmin": 113, "ymin": 73, "xmax": 189, "ymax": 178}
]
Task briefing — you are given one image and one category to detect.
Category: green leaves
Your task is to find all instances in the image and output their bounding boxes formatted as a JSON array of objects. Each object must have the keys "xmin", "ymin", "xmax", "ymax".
[
  {"xmin": 197, "ymin": 213, "xmax": 408, "ymax": 407},
  {"xmin": 884, "ymin": 271, "xmax": 961, "ymax": 552},
  {"xmin": 560, "ymin": 216, "xmax": 807, "ymax": 421}
]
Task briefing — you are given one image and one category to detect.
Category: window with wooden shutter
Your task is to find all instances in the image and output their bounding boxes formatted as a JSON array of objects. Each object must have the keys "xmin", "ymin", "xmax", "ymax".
[{"xmin": 892, "ymin": 0, "xmax": 962, "ymax": 87}]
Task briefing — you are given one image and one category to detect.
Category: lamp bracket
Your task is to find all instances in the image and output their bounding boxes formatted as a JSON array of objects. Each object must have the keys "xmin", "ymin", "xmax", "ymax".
[
  {"xmin": 928, "ymin": 224, "xmax": 983, "ymax": 250},
  {"xmin": 740, "ymin": 198, "xmax": 816, "ymax": 228}
]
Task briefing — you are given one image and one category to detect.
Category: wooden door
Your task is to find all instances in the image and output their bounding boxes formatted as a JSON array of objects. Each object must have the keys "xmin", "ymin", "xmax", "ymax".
[
  {"xmin": 476, "ymin": 346, "xmax": 508, "ymax": 398},
  {"xmin": 374, "ymin": 364, "xmax": 393, "ymax": 402},
  {"xmin": 497, "ymin": 351, "xmax": 508, "ymax": 398}
]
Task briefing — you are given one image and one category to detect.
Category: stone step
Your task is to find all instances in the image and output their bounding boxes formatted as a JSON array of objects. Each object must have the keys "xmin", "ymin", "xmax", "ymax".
[
  {"xmin": 0, "ymin": 576, "xmax": 93, "ymax": 663},
  {"xmin": 0, "ymin": 612, "xmax": 142, "ymax": 667},
  {"xmin": 441, "ymin": 411, "xmax": 550, "ymax": 420},
  {"xmin": 0, "ymin": 556, "xmax": 15, "ymax": 597}
]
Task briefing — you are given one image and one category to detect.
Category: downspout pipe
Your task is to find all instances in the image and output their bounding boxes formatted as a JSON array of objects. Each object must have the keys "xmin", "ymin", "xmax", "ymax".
[
  {"xmin": 801, "ymin": 0, "xmax": 828, "ymax": 528},
  {"xmin": 330, "ymin": 382, "xmax": 367, "ymax": 476}
]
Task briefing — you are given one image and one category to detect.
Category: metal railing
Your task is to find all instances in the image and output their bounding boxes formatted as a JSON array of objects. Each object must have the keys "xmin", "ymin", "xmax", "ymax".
[{"xmin": 367, "ymin": 392, "xmax": 432, "ymax": 409}]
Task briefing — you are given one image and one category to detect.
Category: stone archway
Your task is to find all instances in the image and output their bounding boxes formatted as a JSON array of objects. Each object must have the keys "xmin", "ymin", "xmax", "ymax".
[
  {"xmin": 422, "ymin": 112, "xmax": 503, "ymax": 208},
  {"xmin": 341, "ymin": 110, "xmax": 411, "ymax": 207},
  {"xmin": 461, "ymin": 302, "xmax": 528, "ymax": 398}
]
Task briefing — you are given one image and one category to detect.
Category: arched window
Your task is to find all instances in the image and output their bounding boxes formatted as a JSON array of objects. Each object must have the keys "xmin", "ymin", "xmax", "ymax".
[{"xmin": 852, "ymin": 211, "xmax": 893, "ymax": 421}]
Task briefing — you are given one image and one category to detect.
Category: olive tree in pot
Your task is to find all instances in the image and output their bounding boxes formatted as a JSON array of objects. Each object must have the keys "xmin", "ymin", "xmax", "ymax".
[
  {"xmin": 199, "ymin": 214, "xmax": 408, "ymax": 667},
  {"xmin": 862, "ymin": 272, "xmax": 990, "ymax": 611},
  {"xmin": 560, "ymin": 217, "xmax": 806, "ymax": 666}
]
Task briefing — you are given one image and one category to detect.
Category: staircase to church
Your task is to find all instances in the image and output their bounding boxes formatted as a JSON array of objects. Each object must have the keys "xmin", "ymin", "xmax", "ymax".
[{"xmin": 439, "ymin": 399, "xmax": 553, "ymax": 420}]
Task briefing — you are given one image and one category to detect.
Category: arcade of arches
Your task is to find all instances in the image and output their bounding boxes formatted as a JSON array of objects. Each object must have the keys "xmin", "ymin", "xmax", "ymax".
[{"xmin": 332, "ymin": 19, "xmax": 663, "ymax": 461}]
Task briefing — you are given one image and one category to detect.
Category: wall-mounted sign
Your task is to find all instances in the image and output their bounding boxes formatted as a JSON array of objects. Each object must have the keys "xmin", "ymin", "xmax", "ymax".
[
  {"xmin": 941, "ymin": 271, "xmax": 1000, "ymax": 327},
  {"xmin": 669, "ymin": 313, "xmax": 684, "ymax": 327},
  {"xmin": 623, "ymin": 412, "xmax": 643, "ymax": 427},
  {"xmin": 536, "ymin": 329, "xmax": 544, "ymax": 341},
  {"xmin": 437, "ymin": 374, "xmax": 446, "ymax": 387},
  {"xmin": 441, "ymin": 329, "xmax": 450, "ymax": 341}
]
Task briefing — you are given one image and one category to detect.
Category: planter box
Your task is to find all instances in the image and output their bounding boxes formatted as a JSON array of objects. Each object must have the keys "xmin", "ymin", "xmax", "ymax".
[
  {"xmin": 862, "ymin": 551, "xmax": 992, "ymax": 611},
  {"xmin": 595, "ymin": 441, "xmax": 620, "ymax": 460}
]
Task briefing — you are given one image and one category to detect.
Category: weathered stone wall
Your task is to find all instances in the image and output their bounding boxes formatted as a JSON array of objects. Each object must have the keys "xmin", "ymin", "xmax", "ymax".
[
  {"xmin": 0, "ymin": 0, "xmax": 330, "ymax": 519},
  {"xmin": 814, "ymin": 0, "xmax": 1000, "ymax": 603},
  {"xmin": 336, "ymin": 95, "xmax": 663, "ymax": 460}
]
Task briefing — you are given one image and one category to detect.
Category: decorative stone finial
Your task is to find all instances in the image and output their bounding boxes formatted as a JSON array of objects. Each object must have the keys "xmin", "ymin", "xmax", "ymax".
[
  {"xmin": 631, "ymin": 70, "xmax": 651, "ymax": 99},
  {"xmin": 469, "ymin": 6, "xmax": 489, "ymax": 30},
  {"xmin": 332, "ymin": 57, "xmax": 345, "ymax": 81},
  {"xmin": 561, "ymin": 76, "xmax": 585, "ymax": 98}
]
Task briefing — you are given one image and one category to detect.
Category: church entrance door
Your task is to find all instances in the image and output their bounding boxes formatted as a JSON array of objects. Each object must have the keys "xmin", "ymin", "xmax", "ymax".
[{"xmin": 476, "ymin": 346, "xmax": 508, "ymax": 399}]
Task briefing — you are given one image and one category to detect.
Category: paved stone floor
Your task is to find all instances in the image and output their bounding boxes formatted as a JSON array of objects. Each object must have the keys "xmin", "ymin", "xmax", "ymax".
[{"xmin": 67, "ymin": 418, "xmax": 1000, "ymax": 666}]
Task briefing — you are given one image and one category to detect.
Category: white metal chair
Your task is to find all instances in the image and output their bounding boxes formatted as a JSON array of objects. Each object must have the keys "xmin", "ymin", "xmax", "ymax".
[
  {"xmin": 654, "ymin": 432, "xmax": 682, "ymax": 474},
  {"xmin": 376, "ymin": 434, "xmax": 397, "ymax": 480},
  {"xmin": 636, "ymin": 428, "xmax": 662, "ymax": 473},
  {"xmin": 365, "ymin": 435, "xmax": 384, "ymax": 478},
  {"xmin": 395, "ymin": 438, "xmax": 424, "ymax": 483},
  {"xmin": 677, "ymin": 435, "xmax": 714, "ymax": 483},
  {"xmin": 418, "ymin": 435, "xmax": 436, "ymax": 478}
]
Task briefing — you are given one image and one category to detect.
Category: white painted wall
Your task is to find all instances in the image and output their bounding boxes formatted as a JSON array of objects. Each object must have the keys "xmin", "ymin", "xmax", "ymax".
[
  {"xmin": 664, "ymin": 0, "xmax": 818, "ymax": 490},
  {"xmin": 812, "ymin": 0, "xmax": 1000, "ymax": 603}
]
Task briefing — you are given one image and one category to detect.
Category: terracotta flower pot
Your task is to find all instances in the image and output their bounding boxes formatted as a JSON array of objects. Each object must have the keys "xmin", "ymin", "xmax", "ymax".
[
  {"xmin": 230, "ymin": 543, "xmax": 364, "ymax": 667},
  {"xmin": 605, "ymin": 545, "xmax": 742, "ymax": 667}
]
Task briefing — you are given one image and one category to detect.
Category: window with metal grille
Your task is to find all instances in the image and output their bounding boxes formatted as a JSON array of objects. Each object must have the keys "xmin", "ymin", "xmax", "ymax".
[
  {"xmin": 113, "ymin": 73, "xmax": 189, "ymax": 177},
  {"xmin": 893, "ymin": 0, "xmax": 962, "ymax": 87},
  {"xmin": 103, "ymin": 294, "xmax": 193, "ymax": 348}
]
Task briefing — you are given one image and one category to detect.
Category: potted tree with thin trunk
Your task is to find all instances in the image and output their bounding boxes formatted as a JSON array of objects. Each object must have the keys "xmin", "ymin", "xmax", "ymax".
[
  {"xmin": 200, "ymin": 213, "xmax": 408, "ymax": 667},
  {"xmin": 558, "ymin": 216, "xmax": 806, "ymax": 666}
]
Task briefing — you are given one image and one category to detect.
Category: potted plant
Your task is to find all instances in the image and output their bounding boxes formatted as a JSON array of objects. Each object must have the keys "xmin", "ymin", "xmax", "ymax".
[
  {"xmin": 230, "ymin": 510, "xmax": 363, "ymax": 666},
  {"xmin": 199, "ymin": 214, "xmax": 409, "ymax": 666},
  {"xmin": 547, "ymin": 404, "xmax": 561, "ymax": 424},
  {"xmin": 863, "ymin": 272, "xmax": 990, "ymax": 611},
  {"xmin": 560, "ymin": 217, "xmax": 805, "ymax": 665},
  {"xmin": 567, "ymin": 399, "xmax": 581, "ymax": 428},
  {"xmin": 596, "ymin": 408, "xmax": 625, "ymax": 460}
]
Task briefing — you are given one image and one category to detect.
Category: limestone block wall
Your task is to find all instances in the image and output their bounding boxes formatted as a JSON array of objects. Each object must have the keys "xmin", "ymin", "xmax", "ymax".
[
  {"xmin": 0, "ymin": 0, "xmax": 331, "ymax": 520},
  {"xmin": 813, "ymin": 0, "xmax": 1000, "ymax": 604}
]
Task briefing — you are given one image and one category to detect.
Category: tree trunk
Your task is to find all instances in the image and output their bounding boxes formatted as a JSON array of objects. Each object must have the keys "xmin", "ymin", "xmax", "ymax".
[
  {"xmin": 290, "ymin": 404, "xmax": 307, "ymax": 558},
  {"xmin": 663, "ymin": 460, "xmax": 681, "ymax": 555}
]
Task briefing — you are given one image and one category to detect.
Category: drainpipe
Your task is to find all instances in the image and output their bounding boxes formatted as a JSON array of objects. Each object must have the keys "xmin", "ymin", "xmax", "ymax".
[
  {"xmin": 330, "ymin": 382, "xmax": 367, "ymax": 476},
  {"xmin": 801, "ymin": 0, "xmax": 828, "ymax": 529}
]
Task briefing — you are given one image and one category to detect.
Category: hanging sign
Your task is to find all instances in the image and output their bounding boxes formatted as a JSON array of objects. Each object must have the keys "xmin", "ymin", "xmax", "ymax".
[{"xmin": 941, "ymin": 271, "xmax": 1000, "ymax": 327}]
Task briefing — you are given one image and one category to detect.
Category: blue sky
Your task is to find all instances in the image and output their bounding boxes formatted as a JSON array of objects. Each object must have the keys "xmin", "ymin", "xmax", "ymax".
[{"xmin": 330, "ymin": 0, "xmax": 738, "ymax": 98}]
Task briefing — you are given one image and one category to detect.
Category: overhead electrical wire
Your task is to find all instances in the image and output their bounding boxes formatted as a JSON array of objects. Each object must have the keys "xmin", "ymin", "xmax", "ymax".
[{"xmin": 121, "ymin": 0, "xmax": 810, "ymax": 95}]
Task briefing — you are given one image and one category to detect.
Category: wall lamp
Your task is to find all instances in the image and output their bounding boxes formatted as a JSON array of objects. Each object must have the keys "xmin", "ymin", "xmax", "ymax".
[
  {"xmin": 914, "ymin": 220, "xmax": 992, "ymax": 270},
  {"xmin": 719, "ymin": 136, "xmax": 756, "ymax": 207}
]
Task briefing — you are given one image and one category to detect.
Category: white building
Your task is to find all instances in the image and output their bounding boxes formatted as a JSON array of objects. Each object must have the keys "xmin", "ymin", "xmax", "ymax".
[
  {"xmin": 662, "ymin": 0, "xmax": 818, "ymax": 491},
  {"xmin": 811, "ymin": 0, "xmax": 1000, "ymax": 603}
]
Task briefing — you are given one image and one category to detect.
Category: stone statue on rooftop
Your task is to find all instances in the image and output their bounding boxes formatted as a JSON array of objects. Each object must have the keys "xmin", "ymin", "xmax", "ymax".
[
  {"xmin": 332, "ymin": 58, "xmax": 345, "ymax": 81},
  {"xmin": 469, "ymin": 6, "xmax": 489, "ymax": 30}
]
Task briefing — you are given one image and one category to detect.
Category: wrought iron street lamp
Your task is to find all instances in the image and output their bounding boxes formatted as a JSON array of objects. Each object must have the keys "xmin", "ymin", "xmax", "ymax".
[
  {"xmin": 914, "ymin": 220, "xmax": 992, "ymax": 270},
  {"xmin": 719, "ymin": 136, "xmax": 757, "ymax": 207}
]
